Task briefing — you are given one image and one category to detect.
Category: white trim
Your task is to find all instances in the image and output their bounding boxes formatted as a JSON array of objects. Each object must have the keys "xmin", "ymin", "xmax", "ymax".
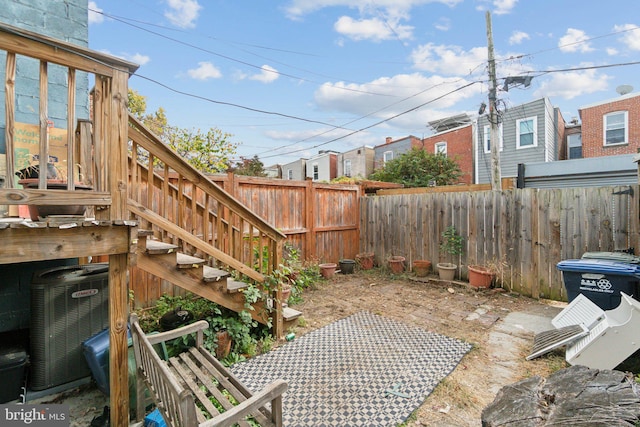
[
  {"xmin": 383, "ymin": 150, "xmax": 393, "ymax": 163},
  {"xmin": 483, "ymin": 124, "xmax": 503, "ymax": 154},
  {"xmin": 312, "ymin": 162, "xmax": 319, "ymax": 180},
  {"xmin": 287, "ymin": 169, "xmax": 293, "ymax": 180},
  {"xmin": 343, "ymin": 159, "xmax": 352, "ymax": 177},
  {"xmin": 516, "ymin": 116, "xmax": 538, "ymax": 149},
  {"xmin": 435, "ymin": 141, "xmax": 447, "ymax": 156},
  {"xmin": 579, "ymin": 91, "xmax": 640, "ymax": 110},
  {"xmin": 603, "ymin": 111, "xmax": 628, "ymax": 146}
]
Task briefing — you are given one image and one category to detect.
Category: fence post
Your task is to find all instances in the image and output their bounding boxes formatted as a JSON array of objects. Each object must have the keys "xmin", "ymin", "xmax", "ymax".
[{"xmin": 305, "ymin": 178, "xmax": 316, "ymax": 261}]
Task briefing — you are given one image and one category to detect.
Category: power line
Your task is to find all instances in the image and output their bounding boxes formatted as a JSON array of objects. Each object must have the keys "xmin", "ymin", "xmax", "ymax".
[
  {"xmin": 90, "ymin": 8, "xmax": 397, "ymax": 98},
  {"xmin": 259, "ymin": 81, "xmax": 480, "ymax": 160}
]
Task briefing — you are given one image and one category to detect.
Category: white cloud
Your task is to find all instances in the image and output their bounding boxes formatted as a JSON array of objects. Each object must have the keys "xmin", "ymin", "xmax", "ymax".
[
  {"xmin": 313, "ymin": 73, "xmax": 480, "ymax": 132},
  {"xmin": 434, "ymin": 17, "xmax": 451, "ymax": 31},
  {"xmin": 509, "ymin": 31, "xmax": 530, "ymax": 45},
  {"xmin": 558, "ymin": 28, "xmax": 594, "ymax": 53},
  {"xmin": 607, "ymin": 47, "xmax": 619, "ymax": 56},
  {"xmin": 249, "ymin": 65, "xmax": 280, "ymax": 83},
  {"xmin": 129, "ymin": 53, "xmax": 151, "ymax": 66},
  {"xmin": 88, "ymin": 1, "xmax": 104, "ymax": 24},
  {"xmin": 187, "ymin": 62, "xmax": 222, "ymax": 80},
  {"xmin": 533, "ymin": 69, "xmax": 610, "ymax": 100},
  {"xmin": 411, "ymin": 43, "xmax": 487, "ymax": 76},
  {"xmin": 334, "ymin": 16, "xmax": 413, "ymax": 41},
  {"xmin": 284, "ymin": 0, "xmax": 462, "ymax": 20},
  {"xmin": 493, "ymin": 0, "xmax": 517, "ymax": 15},
  {"xmin": 614, "ymin": 24, "xmax": 640, "ymax": 51},
  {"xmin": 164, "ymin": 0, "xmax": 202, "ymax": 29}
]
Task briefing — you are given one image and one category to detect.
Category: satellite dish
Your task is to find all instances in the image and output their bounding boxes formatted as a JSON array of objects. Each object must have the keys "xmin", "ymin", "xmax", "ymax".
[{"xmin": 616, "ymin": 85, "xmax": 633, "ymax": 96}]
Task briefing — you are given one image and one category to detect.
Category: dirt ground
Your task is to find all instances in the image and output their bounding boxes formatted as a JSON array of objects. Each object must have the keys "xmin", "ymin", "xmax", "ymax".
[{"xmin": 289, "ymin": 268, "xmax": 568, "ymax": 426}]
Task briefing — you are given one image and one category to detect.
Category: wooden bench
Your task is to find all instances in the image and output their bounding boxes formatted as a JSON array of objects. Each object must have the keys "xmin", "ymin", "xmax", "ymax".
[{"xmin": 130, "ymin": 313, "xmax": 287, "ymax": 427}]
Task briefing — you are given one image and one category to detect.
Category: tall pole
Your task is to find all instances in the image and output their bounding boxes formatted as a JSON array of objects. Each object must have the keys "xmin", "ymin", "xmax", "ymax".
[{"xmin": 486, "ymin": 11, "xmax": 502, "ymax": 190}]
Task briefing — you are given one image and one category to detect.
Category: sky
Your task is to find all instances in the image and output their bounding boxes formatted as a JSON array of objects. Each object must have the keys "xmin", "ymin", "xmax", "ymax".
[{"xmin": 87, "ymin": 0, "xmax": 640, "ymax": 167}]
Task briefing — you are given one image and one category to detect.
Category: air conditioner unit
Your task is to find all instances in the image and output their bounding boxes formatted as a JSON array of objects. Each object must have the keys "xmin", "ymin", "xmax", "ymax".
[{"xmin": 30, "ymin": 263, "xmax": 109, "ymax": 391}]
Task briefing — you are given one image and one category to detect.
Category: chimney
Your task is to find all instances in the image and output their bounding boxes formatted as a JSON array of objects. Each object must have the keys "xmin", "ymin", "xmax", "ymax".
[{"xmin": 385, "ymin": 137, "xmax": 393, "ymax": 144}]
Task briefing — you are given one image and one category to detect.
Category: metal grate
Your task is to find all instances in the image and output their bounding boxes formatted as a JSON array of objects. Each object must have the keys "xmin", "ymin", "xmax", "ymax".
[{"xmin": 526, "ymin": 324, "xmax": 588, "ymax": 361}]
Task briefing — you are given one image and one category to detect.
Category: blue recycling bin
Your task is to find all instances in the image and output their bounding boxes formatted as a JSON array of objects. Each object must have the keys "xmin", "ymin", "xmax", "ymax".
[{"xmin": 557, "ymin": 259, "xmax": 640, "ymax": 310}]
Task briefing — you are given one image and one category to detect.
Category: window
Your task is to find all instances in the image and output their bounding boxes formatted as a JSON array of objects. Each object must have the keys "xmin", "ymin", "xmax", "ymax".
[
  {"xmin": 312, "ymin": 163, "xmax": 319, "ymax": 180},
  {"xmin": 383, "ymin": 150, "xmax": 393, "ymax": 164},
  {"xmin": 343, "ymin": 159, "xmax": 352, "ymax": 177},
  {"xmin": 567, "ymin": 133, "xmax": 582, "ymax": 159},
  {"xmin": 604, "ymin": 111, "xmax": 628, "ymax": 145},
  {"xmin": 435, "ymin": 142, "xmax": 447, "ymax": 156},
  {"xmin": 516, "ymin": 117, "xmax": 537, "ymax": 149},
  {"xmin": 287, "ymin": 169, "xmax": 293, "ymax": 180},
  {"xmin": 483, "ymin": 124, "xmax": 503, "ymax": 153}
]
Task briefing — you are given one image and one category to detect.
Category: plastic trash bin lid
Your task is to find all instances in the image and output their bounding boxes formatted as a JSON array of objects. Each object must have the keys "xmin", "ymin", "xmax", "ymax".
[
  {"xmin": 581, "ymin": 251, "xmax": 640, "ymax": 264},
  {"xmin": 557, "ymin": 259, "xmax": 640, "ymax": 276}
]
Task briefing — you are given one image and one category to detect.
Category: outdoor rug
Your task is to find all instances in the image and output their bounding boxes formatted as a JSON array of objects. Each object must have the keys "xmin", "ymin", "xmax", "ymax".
[{"xmin": 231, "ymin": 311, "xmax": 472, "ymax": 426}]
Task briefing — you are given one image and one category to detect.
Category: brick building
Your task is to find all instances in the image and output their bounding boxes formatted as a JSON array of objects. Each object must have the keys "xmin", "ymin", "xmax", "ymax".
[{"xmin": 578, "ymin": 91, "xmax": 640, "ymax": 158}]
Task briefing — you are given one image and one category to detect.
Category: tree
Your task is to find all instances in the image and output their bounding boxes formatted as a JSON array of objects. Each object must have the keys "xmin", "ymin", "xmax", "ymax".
[
  {"xmin": 229, "ymin": 155, "xmax": 266, "ymax": 177},
  {"xmin": 127, "ymin": 89, "xmax": 238, "ymax": 174},
  {"xmin": 165, "ymin": 126, "xmax": 238, "ymax": 174},
  {"xmin": 369, "ymin": 147, "xmax": 462, "ymax": 187}
]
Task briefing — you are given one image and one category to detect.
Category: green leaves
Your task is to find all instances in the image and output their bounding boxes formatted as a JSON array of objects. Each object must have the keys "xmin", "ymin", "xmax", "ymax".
[{"xmin": 369, "ymin": 148, "xmax": 463, "ymax": 188}]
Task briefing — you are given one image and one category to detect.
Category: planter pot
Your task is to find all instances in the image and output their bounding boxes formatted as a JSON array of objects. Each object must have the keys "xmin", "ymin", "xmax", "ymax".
[
  {"xmin": 388, "ymin": 256, "xmax": 406, "ymax": 274},
  {"xmin": 412, "ymin": 260, "xmax": 432, "ymax": 277},
  {"xmin": 18, "ymin": 178, "xmax": 92, "ymax": 220},
  {"xmin": 355, "ymin": 252, "xmax": 375, "ymax": 270},
  {"xmin": 436, "ymin": 262, "xmax": 457, "ymax": 281},
  {"xmin": 281, "ymin": 285, "xmax": 292, "ymax": 305},
  {"xmin": 468, "ymin": 265, "xmax": 495, "ymax": 289},
  {"xmin": 339, "ymin": 259, "xmax": 356, "ymax": 274},
  {"xmin": 319, "ymin": 263, "xmax": 337, "ymax": 279},
  {"xmin": 215, "ymin": 330, "xmax": 232, "ymax": 360}
]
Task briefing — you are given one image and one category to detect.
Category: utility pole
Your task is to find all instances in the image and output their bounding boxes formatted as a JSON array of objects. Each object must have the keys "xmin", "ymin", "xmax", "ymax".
[{"xmin": 486, "ymin": 11, "xmax": 501, "ymax": 190}]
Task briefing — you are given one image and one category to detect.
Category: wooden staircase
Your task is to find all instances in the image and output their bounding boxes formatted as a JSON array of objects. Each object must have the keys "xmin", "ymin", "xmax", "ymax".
[
  {"xmin": 135, "ymin": 231, "xmax": 302, "ymax": 331},
  {"xmin": 125, "ymin": 115, "xmax": 303, "ymax": 337}
]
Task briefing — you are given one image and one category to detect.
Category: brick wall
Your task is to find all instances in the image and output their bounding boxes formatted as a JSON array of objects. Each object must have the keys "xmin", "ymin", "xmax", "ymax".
[
  {"xmin": 422, "ymin": 125, "xmax": 473, "ymax": 184},
  {"xmin": 579, "ymin": 94, "xmax": 640, "ymax": 158}
]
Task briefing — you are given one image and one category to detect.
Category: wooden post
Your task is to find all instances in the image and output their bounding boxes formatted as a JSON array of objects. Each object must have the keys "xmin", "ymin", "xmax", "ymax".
[
  {"xmin": 486, "ymin": 11, "xmax": 502, "ymax": 191},
  {"xmin": 108, "ymin": 69, "xmax": 130, "ymax": 427},
  {"xmin": 305, "ymin": 178, "xmax": 316, "ymax": 261},
  {"xmin": 5, "ymin": 52, "xmax": 16, "ymax": 188}
]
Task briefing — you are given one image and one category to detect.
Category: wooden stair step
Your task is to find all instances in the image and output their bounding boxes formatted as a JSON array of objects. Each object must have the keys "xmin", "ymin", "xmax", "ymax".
[
  {"xmin": 203, "ymin": 265, "xmax": 230, "ymax": 282},
  {"xmin": 137, "ymin": 229, "xmax": 154, "ymax": 237},
  {"xmin": 226, "ymin": 279, "xmax": 248, "ymax": 293},
  {"xmin": 283, "ymin": 307, "xmax": 302, "ymax": 322},
  {"xmin": 145, "ymin": 239, "xmax": 179, "ymax": 255},
  {"xmin": 176, "ymin": 252, "xmax": 205, "ymax": 269}
]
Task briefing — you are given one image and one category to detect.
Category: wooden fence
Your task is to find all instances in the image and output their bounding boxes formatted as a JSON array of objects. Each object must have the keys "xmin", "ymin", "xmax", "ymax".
[
  {"xmin": 130, "ymin": 174, "xmax": 361, "ymax": 306},
  {"xmin": 210, "ymin": 174, "xmax": 362, "ymax": 264},
  {"xmin": 360, "ymin": 185, "xmax": 639, "ymax": 301}
]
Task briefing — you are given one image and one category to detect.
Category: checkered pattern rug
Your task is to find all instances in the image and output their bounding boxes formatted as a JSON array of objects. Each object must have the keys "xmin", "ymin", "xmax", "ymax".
[{"xmin": 231, "ymin": 311, "xmax": 472, "ymax": 426}]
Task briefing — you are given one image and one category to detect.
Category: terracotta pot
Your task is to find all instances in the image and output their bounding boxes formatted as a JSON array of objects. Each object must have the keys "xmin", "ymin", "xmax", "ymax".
[
  {"xmin": 468, "ymin": 265, "xmax": 495, "ymax": 289},
  {"xmin": 18, "ymin": 178, "xmax": 92, "ymax": 220},
  {"xmin": 436, "ymin": 262, "xmax": 457, "ymax": 281},
  {"xmin": 355, "ymin": 252, "xmax": 375, "ymax": 270},
  {"xmin": 412, "ymin": 260, "xmax": 432, "ymax": 277},
  {"xmin": 388, "ymin": 256, "xmax": 406, "ymax": 273},
  {"xmin": 215, "ymin": 330, "xmax": 232, "ymax": 360},
  {"xmin": 281, "ymin": 285, "xmax": 292, "ymax": 304},
  {"xmin": 319, "ymin": 263, "xmax": 337, "ymax": 278}
]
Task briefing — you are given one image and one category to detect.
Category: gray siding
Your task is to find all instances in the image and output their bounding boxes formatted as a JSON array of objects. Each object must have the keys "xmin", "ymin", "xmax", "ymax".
[
  {"xmin": 520, "ymin": 154, "xmax": 637, "ymax": 188},
  {"xmin": 477, "ymin": 98, "xmax": 554, "ymax": 183},
  {"xmin": 282, "ymin": 159, "xmax": 306, "ymax": 180},
  {"xmin": 338, "ymin": 146, "xmax": 374, "ymax": 178},
  {"xmin": 374, "ymin": 138, "xmax": 415, "ymax": 170}
]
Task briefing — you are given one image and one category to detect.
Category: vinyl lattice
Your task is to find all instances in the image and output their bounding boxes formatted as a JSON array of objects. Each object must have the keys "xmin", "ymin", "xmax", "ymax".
[{"xmin": 231, "ymin": 311, "xmax": 472, "ymax": 426}]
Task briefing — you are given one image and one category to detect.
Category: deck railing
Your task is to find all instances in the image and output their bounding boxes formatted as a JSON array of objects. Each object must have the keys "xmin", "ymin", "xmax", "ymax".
[{"xmin": 126, "ymin": 116, "xmax": 286, "ymax": 283}]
